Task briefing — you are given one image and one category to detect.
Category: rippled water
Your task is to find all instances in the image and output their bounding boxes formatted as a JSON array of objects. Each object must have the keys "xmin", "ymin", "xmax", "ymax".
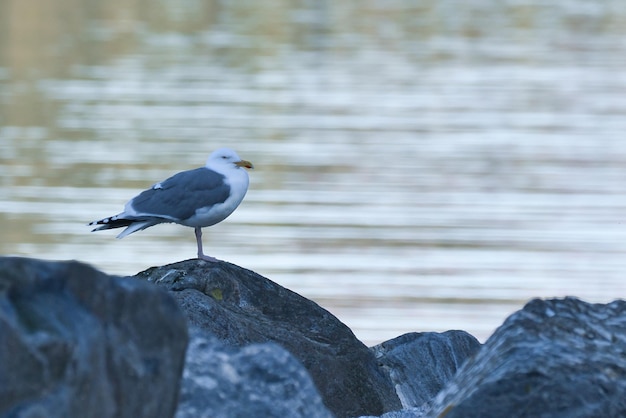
[{"xmin": 2, "ymin": 1, "xmax": 626, "ymax": 344}]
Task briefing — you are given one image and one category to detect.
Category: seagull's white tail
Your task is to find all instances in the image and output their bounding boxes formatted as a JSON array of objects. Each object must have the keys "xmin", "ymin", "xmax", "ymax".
[{"xmin": 116, "ymin": 220, "xmax": 161, "ymax": 239}]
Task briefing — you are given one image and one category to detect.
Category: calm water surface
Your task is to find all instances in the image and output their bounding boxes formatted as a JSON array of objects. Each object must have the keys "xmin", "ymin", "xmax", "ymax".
[{"xmin": 2, "ymin": 1, "xmax": 626, "ymax": 344}]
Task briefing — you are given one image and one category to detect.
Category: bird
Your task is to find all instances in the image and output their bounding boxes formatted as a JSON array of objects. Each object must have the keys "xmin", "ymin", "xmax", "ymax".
[{"xmin": 89, "ymin": 147, "xmax": 254, "ymax": 262}]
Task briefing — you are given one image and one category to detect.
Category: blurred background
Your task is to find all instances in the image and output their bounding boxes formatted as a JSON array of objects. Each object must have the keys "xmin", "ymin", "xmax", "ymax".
[{"xmin": 1, "ymin": 0, "xmax": 626, "ymax": 345}]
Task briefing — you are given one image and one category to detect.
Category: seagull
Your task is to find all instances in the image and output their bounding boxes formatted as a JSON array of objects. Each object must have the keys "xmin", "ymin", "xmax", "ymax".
[{"xmin": 89, "ymin": 147, "xmax": 254, "ymax": 262}]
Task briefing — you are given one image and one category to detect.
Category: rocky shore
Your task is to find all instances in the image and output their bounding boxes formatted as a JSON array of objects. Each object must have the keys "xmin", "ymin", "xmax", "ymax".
[{"xmin": 1, "ymin": 257, "xmax": 625, "ymax": 418}]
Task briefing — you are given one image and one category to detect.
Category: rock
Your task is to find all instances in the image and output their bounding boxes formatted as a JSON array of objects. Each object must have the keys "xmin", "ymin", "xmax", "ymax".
[
  {"xmin": 176, "ymin": 328, "xmax": 333, "ymax": 418},
  {"xmin": 361, "ymin": 406, "xmax": 426, "ymax": 418},
  {"xmin": 136, "ymin": 259, "xmax": 402, "ymax": 418},
  {"xmin": 424, "ymin": 297, "xmax": 626, "ymax": 418},
  {"xmin": 13, "ymin": 258, "xmax": 621, "ymax": 418},
  {"xmin": 372, "ymin": 331, "xmax": 481, "ymax": 408},
  {"xmin": 0, "ymin": 257, "xmax": 188, "ymax": 418}
]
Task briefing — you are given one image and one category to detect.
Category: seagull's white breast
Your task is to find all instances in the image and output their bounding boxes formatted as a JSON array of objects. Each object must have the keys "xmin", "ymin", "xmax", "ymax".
[{"xmin": 181, "ymin": 165, "xmax": 249, "ymax": 228}]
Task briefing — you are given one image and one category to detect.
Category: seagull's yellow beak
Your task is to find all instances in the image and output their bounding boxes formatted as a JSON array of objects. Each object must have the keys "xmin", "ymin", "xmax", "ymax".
[{"xmin": 235, "ymin": 159, "xmax": 254, "ymax": 169}]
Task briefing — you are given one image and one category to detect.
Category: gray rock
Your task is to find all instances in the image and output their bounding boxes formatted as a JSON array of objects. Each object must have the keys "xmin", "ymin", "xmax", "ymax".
[
  {"xmin": 136, "ymin": 259, "xmax": 402, "ymax": 418},
  {"xmin": 361, "ymin": 406, "xmax": 427, "ymax": 418},
  {"xmin": 0, "ymin": 257, "xmax": 188, "ymax": 418},
  {"xmin": 372, "ymin": 331, "xmax": 481, "ymax": 408},
  {"xmin": 424, "ymin": 297, "xmax": 626, "ymax": 418},
  {"xmin": 177, "ymin": 328, "xmax": 333, "ymax": 418}
]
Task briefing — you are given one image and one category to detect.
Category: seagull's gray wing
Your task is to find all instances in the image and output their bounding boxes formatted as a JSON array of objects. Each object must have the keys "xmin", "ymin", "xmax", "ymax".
[{"xmin": 130, "ymin": 167, "xmax": 231, "ymax": 221}]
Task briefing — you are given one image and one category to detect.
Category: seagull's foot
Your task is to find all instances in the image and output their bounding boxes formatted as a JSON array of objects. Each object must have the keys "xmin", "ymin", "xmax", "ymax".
[
  {"xmin": 198, "ymin": 253, "xmax": 220, "ymax": 263},
  {"xmin": 195, "ymin": 227, "xmax": 219, "ymax": 262}
]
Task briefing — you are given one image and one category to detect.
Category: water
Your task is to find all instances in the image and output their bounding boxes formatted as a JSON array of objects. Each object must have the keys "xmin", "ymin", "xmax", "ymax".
[{"xmin": 2, "ymin": 0, "xmax": 626, "ymax": 345}]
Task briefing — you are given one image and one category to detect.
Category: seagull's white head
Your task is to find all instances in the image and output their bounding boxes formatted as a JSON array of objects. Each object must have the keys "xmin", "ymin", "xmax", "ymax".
[{"xmin": 206, "ymin": 148, "xmax": 254, "ymax": 171}]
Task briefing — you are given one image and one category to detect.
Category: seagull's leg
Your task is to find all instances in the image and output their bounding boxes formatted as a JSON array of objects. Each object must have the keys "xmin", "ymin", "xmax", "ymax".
[{"xmin": 195, "ymin": 227, "xmax": 218, "ymax": 262}]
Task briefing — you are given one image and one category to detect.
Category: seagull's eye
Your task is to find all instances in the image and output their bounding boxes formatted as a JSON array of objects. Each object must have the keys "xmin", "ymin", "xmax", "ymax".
[{"xmin": 221, "ymin": 155, "xmax": 228, "ymax": 159}]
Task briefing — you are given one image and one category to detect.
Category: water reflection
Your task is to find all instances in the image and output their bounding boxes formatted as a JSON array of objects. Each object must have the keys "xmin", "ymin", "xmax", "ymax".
[{"xmin": 2, "ymin": 0, "xmax": 626, "ymax": 344}]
